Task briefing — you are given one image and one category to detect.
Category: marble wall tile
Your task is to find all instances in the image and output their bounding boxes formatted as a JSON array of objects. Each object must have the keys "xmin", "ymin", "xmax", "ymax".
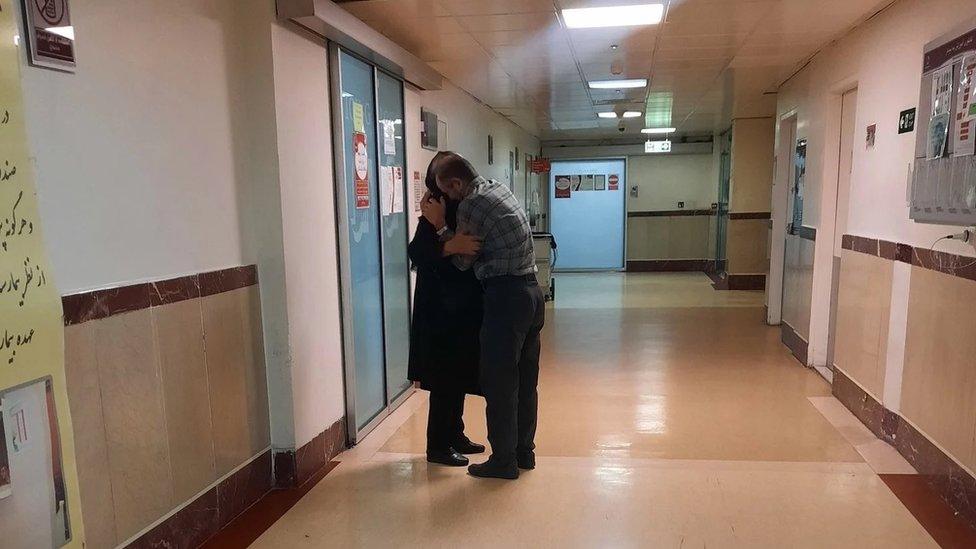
[
  {"xmin": 127, "ymin": 487, "xmax": 220, "ymax": 549},
  {"xmin": 216, "ymin": 451, "xmax": 273, "ymax": 528},
  {"xmin": 726, "ymin": 218, "xmax": 769, "ymax": 274},
  {"xmin": 667, "ymin": 216, "xmax": 710, "ymax": 259},
  {"xmin": 93, "ymin": 309, "xmax": 175, "ymax": 540},
  {"xmin": 203, "ymin": 289, "xmax": 253, "ymax": 477},
  {"xmin": 901, "ymin": 266, "xmax": 976, "ymax": 474},
  {"xmin": 153, "ymin": 299, "xmax": 217, "ymax": 502},
  {"xmin": 833, "ymin": 250, "xmax": 892, "ymax": 400},
  {"xmin": 242, "ymin": 286, "xmax": 271, "ymax": 455},
  {"xmin": 63, "ymin": 323, "xmax": 119, "ymax": 549}
]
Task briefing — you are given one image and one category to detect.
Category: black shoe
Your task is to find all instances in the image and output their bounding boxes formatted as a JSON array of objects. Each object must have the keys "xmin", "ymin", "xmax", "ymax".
[
  {"xmin": 452, "ymin": 436, "xmax": 486, "ymax": 455},
  {"xmin": 468, "ymin": 459, "xmax": 519, "ymax": 480},
  {"xmin": 427, "ymin": 448, "xmax": 469, "ymax": 467},
  {"xmin": 517, "ymin": 451, "xmax": 536, "ymax": 470}
]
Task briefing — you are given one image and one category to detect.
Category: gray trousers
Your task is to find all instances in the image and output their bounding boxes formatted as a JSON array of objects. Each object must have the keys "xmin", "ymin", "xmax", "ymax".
[{"xmin": 480, "ymin": 274, "xmax": 546, "ymax": 463}]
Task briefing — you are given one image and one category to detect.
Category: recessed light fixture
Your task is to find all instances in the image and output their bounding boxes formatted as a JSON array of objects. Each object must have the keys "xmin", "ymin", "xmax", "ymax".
[
  {"xmin": 562, "ymin": 4, "xmax": 665, "ymax": 29},
  {"xmin": 597, "ymin": 112, "xmax": 619, "ymax": 119},
  {"xmin": 589, "ymin": 78, "xmax": 647, "ymax": 89},
  {"xmin": 622, "ymin": 111, "xmax": 642, "ymax": 118},
  {"xmin": 641, "ymin": 127, "xmax": 676, "ymax": 134},
  {"xmin": 610, "ymin": 44, "xmax": 619, "ymax": 50}
]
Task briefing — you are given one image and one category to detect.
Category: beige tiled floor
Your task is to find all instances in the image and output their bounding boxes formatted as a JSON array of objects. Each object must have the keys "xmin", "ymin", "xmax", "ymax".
[{"xmin": 252, "ymin": 273, "xmax": 935, "ymax": 548}]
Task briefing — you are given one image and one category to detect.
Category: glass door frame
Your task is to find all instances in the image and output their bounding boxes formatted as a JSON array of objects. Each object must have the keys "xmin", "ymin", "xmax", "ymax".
[{"xmin": 328, "ymin": 42, "xmax": 414, "ymax": 444}]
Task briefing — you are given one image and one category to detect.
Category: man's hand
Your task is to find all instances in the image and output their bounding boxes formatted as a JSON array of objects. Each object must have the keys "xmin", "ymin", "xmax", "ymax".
[
  {"xmin": 421, "ymin": 192, "xmax": 447, "ymax": 230},
  {"xmin": 443, "ymin": 232, "xmax": 481, "ymax": 256}
]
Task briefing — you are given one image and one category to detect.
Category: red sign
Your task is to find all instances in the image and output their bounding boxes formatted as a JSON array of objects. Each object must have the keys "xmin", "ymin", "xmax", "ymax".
[
  {"xmin": 608, "ymin": 174, "xmax": 620, "ymax": 190},
  {"xmin": 353, "ymin": 132, "xmax": 370, "ymax": 209},
  {"xmin": 531, "ymin": 158, "xmax": 551, "ymax": 173}
]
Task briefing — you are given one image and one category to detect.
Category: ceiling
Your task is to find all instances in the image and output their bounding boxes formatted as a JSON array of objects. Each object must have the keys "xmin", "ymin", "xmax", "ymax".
[{"xmin": 336, "ymin": 0, "xmax": 894, "ymax": 141}]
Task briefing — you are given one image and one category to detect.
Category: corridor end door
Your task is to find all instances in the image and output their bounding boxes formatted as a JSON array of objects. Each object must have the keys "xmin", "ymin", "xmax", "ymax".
[
  {"xmin": 331, "ymin": 45, "xmax": 411, "ymax": 442},
  {"xmin": 549, "ymin": 159, "xmax": 626, "ymax": 271}
]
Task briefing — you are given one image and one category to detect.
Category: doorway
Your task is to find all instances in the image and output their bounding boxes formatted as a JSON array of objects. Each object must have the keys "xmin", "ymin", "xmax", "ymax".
[
  {"xmin": 548, "ymin": 159, "xmax": 626, "ymax": 271},
  {"xmin": 825, "ymin": 88, "xmax": 858, "ymax": 372},
  {"xmin": 329, "ymin": 45, "xmax": 412, "ymax": 443}
]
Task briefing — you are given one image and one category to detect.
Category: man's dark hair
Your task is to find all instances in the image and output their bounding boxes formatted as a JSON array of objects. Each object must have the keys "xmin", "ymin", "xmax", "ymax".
[{"xmin": 431, "ymin": 151, "xmax": 479, "ymax": 185}]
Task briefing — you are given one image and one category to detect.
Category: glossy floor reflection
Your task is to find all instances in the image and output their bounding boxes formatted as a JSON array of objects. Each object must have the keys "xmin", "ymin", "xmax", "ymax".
[{"xmin": 252, "ymin": 273, "xmax": 936, "ymax": 548}]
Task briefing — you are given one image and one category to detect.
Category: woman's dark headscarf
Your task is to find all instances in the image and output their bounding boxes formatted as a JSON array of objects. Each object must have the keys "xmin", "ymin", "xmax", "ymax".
[{"xmin": 425, "ymin": 152, "xmax": 459, "ymax": 230}]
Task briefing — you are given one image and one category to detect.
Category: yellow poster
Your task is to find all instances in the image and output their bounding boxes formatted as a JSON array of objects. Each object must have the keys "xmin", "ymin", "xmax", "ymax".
[
  {"xmin": 353, "ymin": 101, "xmax": 365, "ymax": 133},
  {"xmin": 0, "ymin": 2, "xmax": 84, "ymax": 547}
]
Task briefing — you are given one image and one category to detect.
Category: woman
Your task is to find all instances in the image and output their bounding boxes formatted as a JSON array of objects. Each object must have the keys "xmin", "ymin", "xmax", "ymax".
[{"xmin": 408, "ymin": 155, "xmax": 485, "ymax": 467}]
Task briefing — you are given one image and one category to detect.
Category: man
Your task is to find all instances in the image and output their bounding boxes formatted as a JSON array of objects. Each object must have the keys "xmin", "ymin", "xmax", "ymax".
[{"xmin": 432, "ymin": 151, "xmax": 545, "ymax": 480}]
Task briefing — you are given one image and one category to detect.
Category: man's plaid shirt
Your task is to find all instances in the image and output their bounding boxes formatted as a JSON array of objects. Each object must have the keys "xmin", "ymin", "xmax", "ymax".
[{"xmin": 451, "ymin": 177, "xmax": 535, "ymax": 280}]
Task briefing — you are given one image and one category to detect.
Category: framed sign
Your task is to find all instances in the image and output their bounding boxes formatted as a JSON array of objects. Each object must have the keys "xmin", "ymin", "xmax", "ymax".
[
  {"xmin": 899, "ymin": 108, "xmax": 917, "ymax": 134},
  {"xmin": 21, "ymin": 0, "xmax": 76, "ymax": 72}
]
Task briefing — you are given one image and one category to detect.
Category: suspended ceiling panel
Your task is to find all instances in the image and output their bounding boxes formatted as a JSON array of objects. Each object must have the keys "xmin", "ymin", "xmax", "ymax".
[{"xmin": 336, "ymin": 0, "xmax": 895, "ymax": 140}]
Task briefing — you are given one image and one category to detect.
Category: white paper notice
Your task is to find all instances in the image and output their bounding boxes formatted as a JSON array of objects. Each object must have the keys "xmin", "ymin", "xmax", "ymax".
[
  {"xmin": 412, "ymin": 170, "xmax": 423, "ymax": 212},
  {"xmin": 380, "ymin": 166, "xmax": 394, "ymax": 215},
  {"xmin": 392, "ymin": 167, "xmax": 404, "ymax": 214},
  {"xmin": 383, "ymin": 121, "xmax": 396, "ymax": 156},
  {"xmin": 954, "ymin": 54, "xmax": 976, "ymax": 158}
]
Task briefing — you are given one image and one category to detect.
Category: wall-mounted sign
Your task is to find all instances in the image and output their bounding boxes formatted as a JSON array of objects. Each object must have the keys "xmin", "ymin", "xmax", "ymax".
[
  {"xmin": 554, "ymin": 175, "xmax": 571, "ymax": 199},
  {"xmin": 898, "ymin": 108, "xmax": 917, "ymax": 134},
  {"xmin": 645, "ymin": 139, "xmax": 672, "ymax": 153},
  {"xmin": 353, "ymin": 132, "xmax": 370, "ymax": 209},
  {"xmin": 866, "ymin": 124, "xmax": 877, "ymax": 148},
  {"xmin": 531, "ymin": 158, "xmax": 551, "ymax": 173},
  {"xmin": 608, "ymin": 174, "xmax": 619, "ymax": 190},
  {"xmin": 22, "ymin": 0, "xmax": 75, "ymax": 72}
]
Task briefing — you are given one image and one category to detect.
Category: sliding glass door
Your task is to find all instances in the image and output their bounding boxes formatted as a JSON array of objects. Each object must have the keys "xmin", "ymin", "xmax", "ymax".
[{"xmin": 330, "ymin": 45, "xmax": 411, "ymax": 442}]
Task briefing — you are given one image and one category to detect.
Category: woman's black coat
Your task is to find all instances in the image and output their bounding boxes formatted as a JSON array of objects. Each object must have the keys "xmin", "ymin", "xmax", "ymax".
[{"xmin": 407, "ymin": 217, "xmax": 482, "ymax": 394}]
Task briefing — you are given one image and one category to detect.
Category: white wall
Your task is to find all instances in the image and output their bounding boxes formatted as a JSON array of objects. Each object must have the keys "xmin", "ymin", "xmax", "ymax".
[
  {"xmin": 404, "ymin": 81, "xmax": 541, "ymax": 226},
  {"xmin": 20, "ymin": 0, "xmax": 251, "ymax": 294},
  {"xmin": 774, "ymin": 0, "xmax": 976, "ymax": 366},
  {"xmin": 269, "ymin": 24, "xmax": 345, "ymax": 447},
  {"xmin": 627, "ymin": 154, "xmax": 716, "ymax": 212}
]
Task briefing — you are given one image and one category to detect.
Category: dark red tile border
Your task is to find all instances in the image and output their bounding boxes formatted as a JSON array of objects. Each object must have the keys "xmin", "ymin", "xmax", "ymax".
[
  {"xmin": 626, "ymin": 259, "xmax": 714, "ymax": 273},
  {"xmin": 62, "ymin": 283, "xmax": 152, "ymax": 326},
  {"xmin": 780, "ymin": 322, "xmax": 807, "ymax": 365},
  {"xmin": 63, "ymin": 265, "xmax": 258, "ymax": 325},
  {"xmin": 274, "ymin": 417, "xmax": 347, "ymax": 489},
  {"xmin": 833, "ymin": 369, "xmax": 976, "ymax": 532},
  {"xmin": 729, "ymin": 211, "xmax": 771, "ymax": 220},
  {"xmin": 843, "ymin": 233, "xmax": 976, "ymax": 279},
  {"xmin": 200, "ymin": 461, "xmax": 340, "ymax": 549},
  {"xmin": 793, "ymin": 225, "xmax": 817, "ymax": 241},
  {"xmin": 125, "ymin": 450, "xmax": 272, "ymax": 549},
  {"xmin": 200, "ymin": 266, "xmax": 259, "ymax": 298},
  {"xmin": 881, "ymin": 474, "xmax": 976, "ymax": 548},
  {"xmin": 726, "ymin": 274, "xmax": 765, "ymax": 290},
  {"xmin": 628, "ymin": 209, "xmax": 715, "ymax": 217}
]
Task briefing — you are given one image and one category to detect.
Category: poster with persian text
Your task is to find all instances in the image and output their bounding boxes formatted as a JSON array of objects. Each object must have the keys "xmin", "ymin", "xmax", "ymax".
[{"xmin": 0, "ymin": 2, "xmax": 84, "ymax": 547}]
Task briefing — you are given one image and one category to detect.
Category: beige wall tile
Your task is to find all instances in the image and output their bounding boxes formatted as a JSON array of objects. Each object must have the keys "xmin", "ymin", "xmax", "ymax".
[
  {"xmin": 901, "ymin": 266, "xmax": 976, "ymax": 472},
  {"xmin": 203, "ymin": 289, "xmax": 254, "ymax": 476},
  {"xmin": 63, "ymin": 323, "xmax": 119, "ymax": 549},
  {"xmin": 627, "ymin": 217, "xmax": 670, "ymax": 260},
  {"xmin": 832, "ymin": 250, "xmax": 892, "ymax": 400},
  {"xmin": 730, "ymin": 117, "xmax": 775, "ymax": 213},
  {"xmin": 242, "ymin": 286, "xmax": 271, "ymax": 454},
  {"xmin": 153, "ymin": 299, "xmax": 217, "ymax": 502},
  {"xmin": 667, "ymin": 216, "xmax": 709, "ymax": 259},
  {"xmin": 93, "ymin": 310, "xmax": 175, "ymax": 540},
  {"xmin": 726, "ymin": 218, "xmax": 768, "ymax": 274}
]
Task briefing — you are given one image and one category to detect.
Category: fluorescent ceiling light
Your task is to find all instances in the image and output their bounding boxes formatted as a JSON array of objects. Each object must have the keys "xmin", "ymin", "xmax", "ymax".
[
  {"xmin": 622, "ymin": 111, "xmax": 642, "ymax": 118},
  {"xmin": 45, "ymin": 26, "xmax": 74, "ymax": 40},
  {"xmin": 589, "ymin": 79, "xmax": 647, "ymax": 89},
  {"xmin": 641, "ymin": 127, "xmax": 676, "ymax": 134},
  {"xmin": 597, "ymin": 112, "xmax": 618, "ymax": 119},
  {"xmin": 562, "ymin": 4, "xmax": 664, "ymax": 29}
]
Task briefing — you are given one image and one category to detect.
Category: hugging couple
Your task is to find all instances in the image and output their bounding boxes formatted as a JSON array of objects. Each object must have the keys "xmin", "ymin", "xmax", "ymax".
[{"xmin": 408, "ymin": 151, "xmax": 545, "ymax": 480}]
